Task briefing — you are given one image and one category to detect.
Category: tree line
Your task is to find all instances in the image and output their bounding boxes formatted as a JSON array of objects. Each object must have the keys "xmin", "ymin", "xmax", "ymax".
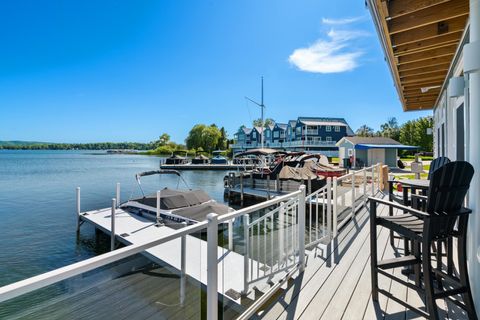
[{"xmin": 355, "ymin": 116, "xmax": 433, "ymax": 152}]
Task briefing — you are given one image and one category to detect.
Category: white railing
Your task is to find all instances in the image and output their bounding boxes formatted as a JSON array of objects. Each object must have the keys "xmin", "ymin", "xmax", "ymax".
[
  {"xmin": 0, "ymin": 187, "xmax": 306, "ymax": 320},
  {"xmin": 305, "ymin": 177, "xmax": 332, "ymax": 248},
  {"xmin": 0, "ymin": 164, "xmax": 383, "ymax": 319},
  {"xmin": 331, "ymin": 163, "xmax": 381, "ymax": 235}
]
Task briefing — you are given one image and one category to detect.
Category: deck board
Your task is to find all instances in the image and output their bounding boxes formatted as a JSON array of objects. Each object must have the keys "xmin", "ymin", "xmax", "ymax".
[{"xmin": 260, "ymin": 193, "xmax": 469, "ymax": 320}]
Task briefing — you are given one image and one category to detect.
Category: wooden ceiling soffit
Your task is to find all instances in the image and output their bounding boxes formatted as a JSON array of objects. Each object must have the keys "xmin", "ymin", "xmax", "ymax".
[
  {"xmin": 388, "ymin": 1, "xmax": 469, "ymax": 35},
  {"xmin": 391, "ymin": 16, "xmax": 467, "ymax": 47},
  {"xmin": 397, "ymin": 55, "xmax": 453, "ymax": 72},
  {"xmin": 406, "ymin": 101, "xmax": 437, "ymax": 110},
  {"xmin": 399, "ymin": 64, "xmax": 451, "ymax": 78},
  {"xmin": 401, "ymin": 73, "xmax": 448, "ymax": 85},
  {"xmin": 403, "ymin": 87, "xmax": 441, "ymax": 96},
  {"xmin": 397, "ymin": 44, "xmax": 457, "ymax": 65},
  {"xmin": 393, "ymin": 32, "xmax": 461, "ymax": 56},
  {"xmin": 388, "ymin": 0, "xmax": 450, "ymax": 19}
]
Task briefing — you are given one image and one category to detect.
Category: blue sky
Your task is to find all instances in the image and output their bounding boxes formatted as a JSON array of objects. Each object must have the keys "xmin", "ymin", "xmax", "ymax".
[{"xmin": 0, "ymin": 0, "xmax": 430, "ymax": 143}]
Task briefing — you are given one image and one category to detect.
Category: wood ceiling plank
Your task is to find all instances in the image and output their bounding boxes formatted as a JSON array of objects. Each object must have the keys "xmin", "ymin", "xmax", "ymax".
[
  {"xmin": 403, "ymin": 87, "xmax": 441, "ymax": 96},
  {"xmin": 391, "ymin": 16, "xmax": 467, "ymax": 47},
  {"xmin": 399, "ymin": 64, "xmax": 450, "ymax": 78},
  {"xmin": 398, "ymin": 44, "xmax": 456, "ymax": 64},
  {"xmin": 388, "ymin": 0, "xmax": 468, "ymax": 35},
  {"xmin": 388, "ymin": 0, "xmax": 451, "ymax": 18},
  {"xmin": 393, "ymin": 32, "xmax": 461, "ymax": 56},
  {"xmin": 401, "ymin": 73, "xmax": 448, "ymax": 84},
  {"xmin": 397, "ymin": 55, "xmax": 453, "ymax": 72},
  {"xmin": 405, "ymin": 101, "xmax": 436, "ymax": 110}
]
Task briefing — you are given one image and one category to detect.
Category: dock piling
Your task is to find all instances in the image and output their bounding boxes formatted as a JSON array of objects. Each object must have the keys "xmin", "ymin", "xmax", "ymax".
[
  {"xmin": 116, "ymin": 183, "xmax": 121, "ymax": 208},
  {"xmin": 111, "ymin": 198, "xmax": 116, "ymax": 251},
  {"xmin": 156, "ymin": 190, "xmax": 161, "ymax": 225},
  {"xmin": 76, "ymin": 187, "xmax": 81, "ymax": 234}
]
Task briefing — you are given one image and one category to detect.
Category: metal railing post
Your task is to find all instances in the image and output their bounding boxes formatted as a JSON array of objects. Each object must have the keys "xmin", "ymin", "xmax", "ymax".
[
  {"xmin": 206, "ymin": 213, "xmax": 218, "ymax": 320},
  {"xmin": 298, "ymin": 185, "xmax": 306, "ymax": 272},
  {"xmin": 243, "ymin": 214, "xmax": 250, "ymax": 294},
  {"xmin": 240, "ymin": 173, "xmax": 244, "ymax": 203},
  {"xmin": 228, "ymin": 219, "xmax": 233, "ymax": 251},
  {"xmin": 279, "ymin": 202, "xmax": 285, "ymax": 265},
  {"xmin": 351, "ymin": 173, "xmax": 355, "ymax": 216},
  {"xmin": 76, "ymin": 187, "xmax": 81, "ymax": 233},
  {"xmin": 333, "ymin": 177, "xmax": 338, "ymax": 237},
  {"xmin": 377, "ymin": 164, "xmax": 381, "ymax": 192},
  {"xmin": 111, "ymin": 198, "xmax": 116, "ymax": 251},
  {"xmin": 267, "ymin": 175, "xmax": 271, "ymax": 199},
  {"xmin": 116, "ymin": 183, "xmax": 121, "ymax": 208},
  {"xmin": 156, "ymin": 190, "xmax": 161, "ymax": 225},
  {"xmin": 326, "ymin": 178, "xmax": 332, "ymax": 238},
  {"xmin": 363, "ymin": 168, "xmax": 367, "ymax": 203},
  {"xmin": 371, "ymin": 165, "xmax": 375, "ymax": 195},
  {"xmin": 180, "ymin": 222, "xmax": 187, "ymax": 306}
]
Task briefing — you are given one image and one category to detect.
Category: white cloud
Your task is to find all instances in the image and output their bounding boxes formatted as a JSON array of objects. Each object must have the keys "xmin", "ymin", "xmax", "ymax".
[
  {"xmin": 321, "ymin": 16, "xmax": 364, "ymax": 25},
  {"xmin": 288, "ymin": 22, "xmax": 368, "ymax": 74}
]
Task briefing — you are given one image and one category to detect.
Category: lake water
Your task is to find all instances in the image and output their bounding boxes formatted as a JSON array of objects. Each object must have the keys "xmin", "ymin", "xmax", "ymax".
[{"xmin": 0, "ymin": 150, "xmax": 229, "ymax": 288}]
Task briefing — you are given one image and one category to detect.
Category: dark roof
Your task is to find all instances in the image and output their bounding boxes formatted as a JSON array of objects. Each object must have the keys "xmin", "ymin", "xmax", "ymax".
[
  {"xmin": 344, "ymin": 136, "xmax": 402, "ymax": 145},
  {"xmin": 297, "ymin": 117, "xmax": 355, "ymax": 135}
]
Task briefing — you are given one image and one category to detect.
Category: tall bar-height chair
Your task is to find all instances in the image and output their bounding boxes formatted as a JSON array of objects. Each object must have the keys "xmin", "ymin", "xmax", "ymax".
[
  {"xmin": 370, "ymin": 161, "xmax": 477, "ymax": 320},
  {"xmin": 387, "ymin": 156, "xmax": 451, "ymax": 251}
]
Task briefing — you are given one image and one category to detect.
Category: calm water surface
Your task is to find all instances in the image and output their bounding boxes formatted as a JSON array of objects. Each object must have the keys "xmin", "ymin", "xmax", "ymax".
[{"xmin": 0, "ymin": 150, "xmax": 229, "ymax": 287}]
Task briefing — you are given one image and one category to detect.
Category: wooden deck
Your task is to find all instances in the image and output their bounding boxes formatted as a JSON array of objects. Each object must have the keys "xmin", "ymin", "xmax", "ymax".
[{"xmin": 258, "ymin": 192, "xmax": 469, "ymax": 320}]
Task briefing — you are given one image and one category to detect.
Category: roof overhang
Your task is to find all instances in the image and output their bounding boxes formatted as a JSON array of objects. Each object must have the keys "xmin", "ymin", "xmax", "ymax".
[
  {"xmin": 367, "ymin": 0, "xmax": 469, "ymax": 111},
  {"xmin": 355, "ymin": 144, "xmax": 419, "ymax": 150}
]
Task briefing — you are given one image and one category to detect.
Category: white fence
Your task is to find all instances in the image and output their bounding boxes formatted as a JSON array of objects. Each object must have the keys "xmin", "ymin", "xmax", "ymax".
[{"xmin": 0, "ymin": 164, "xmax": 381, "ymax": 319}]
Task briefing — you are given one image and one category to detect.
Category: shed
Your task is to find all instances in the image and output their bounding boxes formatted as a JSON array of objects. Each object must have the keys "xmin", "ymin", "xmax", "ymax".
[{"xmin": 336, "ymin": 136, "xmax": 418, "ymax": 168}]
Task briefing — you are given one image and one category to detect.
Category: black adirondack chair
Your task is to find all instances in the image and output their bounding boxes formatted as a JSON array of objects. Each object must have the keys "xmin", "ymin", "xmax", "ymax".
[
  {"xmin": 369, "ymin": 161, "xmax": 477, "ymax": 319},
  {"xmin": 387, "ymin": 157, "xmax": 451, "ymax": 248}
]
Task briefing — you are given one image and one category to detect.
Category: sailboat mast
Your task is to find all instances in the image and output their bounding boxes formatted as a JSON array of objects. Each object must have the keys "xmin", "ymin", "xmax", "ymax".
[{"xmin": 261, "ymin": 76, "xmax": 264, "ymax": 149}]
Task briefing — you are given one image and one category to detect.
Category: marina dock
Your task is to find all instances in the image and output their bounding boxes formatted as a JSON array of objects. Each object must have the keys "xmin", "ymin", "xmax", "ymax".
[
  {"xmin": 160, "ymin": 163, "xmax": 255, "ymax": 171},
  {"xmin": 79, "ymin": 206, "xmax": 286, "ymax": 306}
]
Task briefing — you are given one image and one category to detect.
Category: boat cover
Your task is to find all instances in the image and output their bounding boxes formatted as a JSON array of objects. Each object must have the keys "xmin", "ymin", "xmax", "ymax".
[
  {"xmin": 173, "ymin": 202, "xmax": 232, "ymax": 221},
  {"xmin": 133, "ymin": 189, "xmax": 212, "ymax": 210},
  {"xmin": 279, "ymin": 166, "xmax": 318, "ymax": 180}
]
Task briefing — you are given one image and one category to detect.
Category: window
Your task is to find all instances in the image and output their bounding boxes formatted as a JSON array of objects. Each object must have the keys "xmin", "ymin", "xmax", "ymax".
[
  {"xmin": 335, "ymin": 126, "xmax": 340, "ymax": 132},
  {"xmin": 326, "ymin": 126, "xmax": 332, "ymax": 132},
  {"xmin": 273, "ymin": 131, "xmax": 279, "ymax": 138},
  {"xmin": 265, "ymin": 130, "xmax": 270, "ymax": 138},
  {"xmin": 326, "ymin": 136, "xmax": 332, "ymax": 142},
  {"xmin": 296, "ymin": 127, "xmax": 302, "ymax": 135}
]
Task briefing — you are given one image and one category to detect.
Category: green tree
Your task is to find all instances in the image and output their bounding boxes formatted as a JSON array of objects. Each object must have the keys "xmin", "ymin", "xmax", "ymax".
[
  {"xmin": 379, "ymin": 117, "xmax": 400, "ymax": 141},
  {"xmin": 214, "ymin": 127, "xmax": 227, "ymax": 150},
  {"xmin": 252, "ymin": 118, "xmax": 275, "ymax": 128},
  {"xmin": 398, "ymin": 117, "xmax": 433, "ymax": 151},
  {"xmin": 356, "ymin": 125, "xmax": 374, "ymax": 137},
  {"xmin": 158, "ymin": 133, "xmax": 170, "ymax": 146},
  {"xmin": 185, "ymin": 124, "xmax": 222, "ymax": 153}
]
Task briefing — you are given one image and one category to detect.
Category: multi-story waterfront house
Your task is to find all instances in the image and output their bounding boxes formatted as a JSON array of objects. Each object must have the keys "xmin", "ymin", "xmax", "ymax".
[{"xmin": 232, "ymin": 116, "xmax": 354, "ymax": 157}]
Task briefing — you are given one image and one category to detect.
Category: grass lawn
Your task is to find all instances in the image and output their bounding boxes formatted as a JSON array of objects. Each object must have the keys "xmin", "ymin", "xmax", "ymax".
[{"xmin": 392, "ymin": 173, "xmax": 428, "ymax": 180}]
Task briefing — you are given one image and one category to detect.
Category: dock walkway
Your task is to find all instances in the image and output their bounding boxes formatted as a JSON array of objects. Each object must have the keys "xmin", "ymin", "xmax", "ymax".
[{"xmin": 80, "ymin": 207, "xmax": 266, "ymax": 305}]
